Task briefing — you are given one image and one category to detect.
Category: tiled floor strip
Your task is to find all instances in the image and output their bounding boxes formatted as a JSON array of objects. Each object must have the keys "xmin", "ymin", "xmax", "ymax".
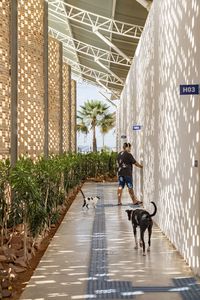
[
  {"xmin": 86, "ymin": 184, "xmax": 200, "ymax": 300},
  {"xmin": 20, "ymin": 182, "xmax": 200, "ymax": 300}
]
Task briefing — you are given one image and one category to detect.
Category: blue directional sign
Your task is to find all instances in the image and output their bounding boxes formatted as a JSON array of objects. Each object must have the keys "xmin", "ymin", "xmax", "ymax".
[
  {"xmin": 180, "ymin": 84, "xmax": 199, "ymax": 95},
  {"xmin": 133, "ymin": 125, "xmax": 142, "ymax": 131}
]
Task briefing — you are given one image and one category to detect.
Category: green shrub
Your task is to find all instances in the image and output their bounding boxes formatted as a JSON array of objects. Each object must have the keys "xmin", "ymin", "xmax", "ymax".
[{"xmin": 0, "ymin": 151, "xmax": 117, "ymax": 240}]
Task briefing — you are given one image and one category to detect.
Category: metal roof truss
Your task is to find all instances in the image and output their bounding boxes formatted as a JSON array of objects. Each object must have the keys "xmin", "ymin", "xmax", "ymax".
[
  {"xmin": 48, "ymin": 0, "xmax": 143, "ymax": 39},
  {"xmin": 49, "ymin": 27, "xmax": 132, "ymax": 67},
  {"xmin": 64, "ymin": 57, "xmax": 123, "ymax": 87}
]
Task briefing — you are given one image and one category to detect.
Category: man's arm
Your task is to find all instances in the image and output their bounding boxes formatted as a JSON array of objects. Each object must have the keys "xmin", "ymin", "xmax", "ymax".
[
  {"xmin": 135, "ymin": 161, "xmax": 143, "ymax": 169},
  {"xmin": 129, "ymin": 153, "xmax": 143, "ymax": 169}
]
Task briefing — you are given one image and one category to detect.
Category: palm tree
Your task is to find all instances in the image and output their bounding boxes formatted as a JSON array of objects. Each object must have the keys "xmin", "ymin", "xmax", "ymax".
[
  {"xmin": 99, "ymin": 112, "xmax": 116, "ymax": 148},
  {"xmin": 76, "ymin": 116, "xmax": 89, "ymax": 135},
  {"xmin": 76, "ymin": 117, "xmax": 89, "ymax": 144},
  {"xmin": 77, "ymin": 100, "xmax": 113, "ymax": 152}
]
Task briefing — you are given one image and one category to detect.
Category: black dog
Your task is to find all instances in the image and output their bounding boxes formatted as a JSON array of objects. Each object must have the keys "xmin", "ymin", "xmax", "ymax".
[{"xmin": 126, "ymin": 202, "xmax": 157, "ymax": 256}]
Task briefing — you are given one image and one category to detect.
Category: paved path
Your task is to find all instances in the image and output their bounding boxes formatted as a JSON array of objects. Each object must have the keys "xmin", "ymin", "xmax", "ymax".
[{"xmin": 20, "ymin": 182, "xmax": 200, "ymax": 300}]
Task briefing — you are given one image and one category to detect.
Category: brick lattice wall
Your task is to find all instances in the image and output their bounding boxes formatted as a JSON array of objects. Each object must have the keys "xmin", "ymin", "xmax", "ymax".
[
  {"xmin": 63, "ymin": 63, "xmax": 71, "ymax": 152},
  {"xmin": 0, "ymin": 0, "xmax": 11, "ymax": 160},
  {"xmin": 0, "ymin": 2, "xmax": 76, "ymax": 159},
  {"xmin": 18, "ymin": 0, "xmax": 45, "ymax": 159},
  {"xmin": 71, "ymin": 79, "xmax": 77, "ymax": 153},
  {"xmin": 48, "ymin": 37, "xmax": 62, "ymax": 154}
]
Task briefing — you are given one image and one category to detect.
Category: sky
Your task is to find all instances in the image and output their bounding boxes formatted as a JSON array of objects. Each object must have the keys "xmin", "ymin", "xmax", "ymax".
[{"xmin": 75, "ymin": 80, "xmax": 118, "ymax": 151}]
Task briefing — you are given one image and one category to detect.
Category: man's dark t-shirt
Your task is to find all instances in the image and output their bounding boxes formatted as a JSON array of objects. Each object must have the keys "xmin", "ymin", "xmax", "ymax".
[{"xmin": 117, "ymin": 151, "xmax": 136, "ymax": 177}]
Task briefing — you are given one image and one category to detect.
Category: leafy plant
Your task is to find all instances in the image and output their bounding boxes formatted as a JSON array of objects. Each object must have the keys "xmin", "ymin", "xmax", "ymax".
[
  {"xmin": 9, "ymin": 157, "xmax": 43, "ymax": 260},
  {"xmin": 0, "ymin": 159, "xmax": 11, "ymax": 245},
  {"xmin": 0, "ymin": 151, "xmax": 117, "ymax": 260},
  {"xmin": 50, "ymin": 211, "xmax": 60, "ymax": 225}
]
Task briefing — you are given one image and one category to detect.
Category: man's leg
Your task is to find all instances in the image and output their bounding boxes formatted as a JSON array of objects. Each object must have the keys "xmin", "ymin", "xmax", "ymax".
[
  {"xmin": 117, "ymin": 186, "xmax": 123, "ymax": 205},
  {"xmin": 126, "ymin": 176, "xmax": 141, "ymax": 205},
  {"xmin": 128, "ymin": 188, "xmax": 139, "ymax": 204},
  {"xmin": 117, "ymin": 176, "xmax": 125, "ymax": 205}
]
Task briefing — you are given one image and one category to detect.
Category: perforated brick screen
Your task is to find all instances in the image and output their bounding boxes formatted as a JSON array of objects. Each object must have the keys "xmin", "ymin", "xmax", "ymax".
[
  {"xmin": 18, "ymin": 0, "xmax": 45, "ymax": 159},
  {"xmin": 0, "ymin": 2, "xmax": 76, "ymax": 160},
  {"xmin": 71, "ymin": 79, "xmax": 77, "ymax": 153},
  {"xmin": 48, "ymin": 37, "xmax": 62, "ymax": 154},
  {"xmin": 0, "ymin": 0, "xmax": 11, "ymax": 160},
  {"xmin": 63, "ymin": 63, "xmax": 71, "ymax": 153}
]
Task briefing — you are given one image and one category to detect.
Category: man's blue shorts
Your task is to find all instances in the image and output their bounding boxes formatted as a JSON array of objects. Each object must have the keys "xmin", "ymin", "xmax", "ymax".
[{"xmin": 118, "ymin": 176, "xmax": 133, "ymax": 189}]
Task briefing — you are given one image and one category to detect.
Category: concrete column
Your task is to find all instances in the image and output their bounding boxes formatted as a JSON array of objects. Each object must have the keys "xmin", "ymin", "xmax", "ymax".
[
  {"xmin": 63, "ymin": 64, "xmax": 71, "ymax": 152},
  {"xmin": 59, "ymin": 44, "xmax": 63, "ymax": 155},
  {"xmin": 67, "ymin": 65, "xmax": 71, "ymax": 153},
  {"xmin": 71, "ymin": 80, "xmax": 77, "ymax": 153},
  {"xmin": 48, "ymin": 37, "xmax": 62, "ymax": 154},
  {"xmin": 10, "ymin": 0, "xmax": 18, "ymax": 166},
  {"xmin": 44, "ymin": 0, "xmax": 49, "ymax": 157}
]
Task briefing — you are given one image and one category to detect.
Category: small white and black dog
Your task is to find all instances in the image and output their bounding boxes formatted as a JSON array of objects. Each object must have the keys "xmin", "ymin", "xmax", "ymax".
[
  {"xmin": 80, "ymin": 189, "xmax": 100, "ymax": 209},
  {"xmin": 126, "ymin": 202, "xmax": 157, "ymax": 256}
]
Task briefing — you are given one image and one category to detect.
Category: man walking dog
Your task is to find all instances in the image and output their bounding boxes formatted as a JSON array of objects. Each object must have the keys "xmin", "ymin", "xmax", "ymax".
[{"xmin": 117, "ymin": 142, "xmax": 143, "ymax": 206}]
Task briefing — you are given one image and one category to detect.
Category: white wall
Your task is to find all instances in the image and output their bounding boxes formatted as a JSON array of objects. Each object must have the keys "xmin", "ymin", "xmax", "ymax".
[{"xmin": 117, "ymin": 0, "xmax": 200, "ymax": 275}]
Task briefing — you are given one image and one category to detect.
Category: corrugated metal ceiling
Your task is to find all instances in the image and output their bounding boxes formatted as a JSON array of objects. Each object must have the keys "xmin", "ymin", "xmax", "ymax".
[{"xmin": 48, "ymin": 0, "xmax": 152, "ymax": 98}]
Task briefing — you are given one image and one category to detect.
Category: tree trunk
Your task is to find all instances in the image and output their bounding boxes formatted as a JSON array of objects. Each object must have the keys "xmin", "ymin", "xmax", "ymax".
[{"xmin": 92, "ymin": 123, "xmax": 97, "ymax": 152}]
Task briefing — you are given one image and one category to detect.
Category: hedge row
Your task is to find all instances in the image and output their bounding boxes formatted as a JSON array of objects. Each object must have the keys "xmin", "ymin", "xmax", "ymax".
[{"xmin": 0, "ymin": 151, "xmax": 117, "ymax": 242}]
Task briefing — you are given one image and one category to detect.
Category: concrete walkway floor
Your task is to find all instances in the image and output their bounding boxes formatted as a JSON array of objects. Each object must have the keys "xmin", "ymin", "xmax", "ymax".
[{"xmin": 20, "ymin": 182, "xmax": 200, "ymax": 300}]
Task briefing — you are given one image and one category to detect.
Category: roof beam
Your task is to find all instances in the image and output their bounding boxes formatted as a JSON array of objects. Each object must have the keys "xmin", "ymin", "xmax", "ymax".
[
  {"xmin": 111, "ymin": 0, "xmax": 117, "ymax": 19},
  {"xmin": 48, "ymin": 0, "xmax": 143, "ymax": 39},
  {"xmin": 98, "ymin": 91, "xmax": 117, "ymax": 107},
  {"xmin": 48, "ymin": 26, "xmax": 132, "ymax": 66},
  {"xmin": 96, "ymin": 80, "xmax": 120, "ymax": 99},
  {"xmin": 136, "ymin": 0, "xmax": 152, "ymax": 12},
  {"xmin": 108, "ymin": 0, "xmax": 117, "ymax": 70},
  {"xmin": 93, "ymin": 28, "xmax": 132, "ymax": 64},
  {"xmin": 55, "ymin": 0, "xmax": 81, "ymax": 74},
  {"xmin": 95, "ymin": 58, "xmax": 124, "ymax": 84},
  {"xmin": 64, "ymin": 57, "xmax": 124, "ymax": 87},
  {"xmin": 74, "ymin": 74, "xmax": 121, "ymax": 97}
]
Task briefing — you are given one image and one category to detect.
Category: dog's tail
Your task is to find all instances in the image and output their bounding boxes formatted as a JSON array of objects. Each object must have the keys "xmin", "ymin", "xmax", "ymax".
[
  {"xmin": 80, "ymin": 189, "xmax": 85, "ymax": 199},
  {"xmin": 149, "ymin": 201, "xmax": 157, "ymax": 217}
]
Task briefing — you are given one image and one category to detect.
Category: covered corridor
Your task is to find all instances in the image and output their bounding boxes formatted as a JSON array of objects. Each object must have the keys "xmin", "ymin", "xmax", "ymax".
[
  {"xmin": 20, "ymin": 182, "xmax": 200, "ymax": 300},
  {"xmin": 1, "ymin": 0, "xmax": 200, "ymax": 298}
]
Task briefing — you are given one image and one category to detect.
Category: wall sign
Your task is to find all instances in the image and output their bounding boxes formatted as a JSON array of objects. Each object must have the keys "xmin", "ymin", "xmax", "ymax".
[
  {"xmin": 133, "ymin": 125, "xmax": 142, "ymax": 130},
  {"xmin": 180, "ymin": 84, "xmax": 199, "ymax": 95}
]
